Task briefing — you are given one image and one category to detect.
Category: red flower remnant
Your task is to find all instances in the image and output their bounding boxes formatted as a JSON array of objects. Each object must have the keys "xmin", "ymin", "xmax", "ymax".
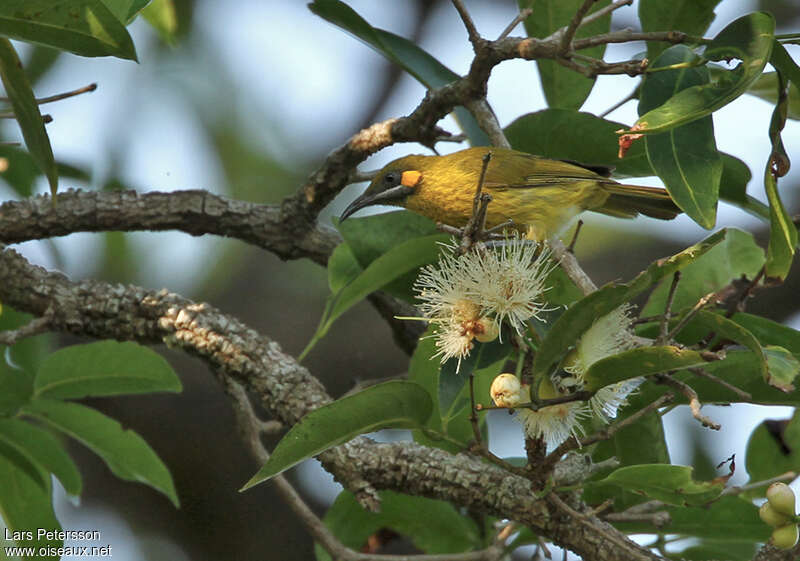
[{"xmin": 616, "ymin": 123, "xmax": 647, "ymax": 159}]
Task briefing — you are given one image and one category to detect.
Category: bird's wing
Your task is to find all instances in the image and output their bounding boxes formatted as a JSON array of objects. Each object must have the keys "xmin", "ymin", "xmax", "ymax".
[{"xmin": 482, "ymin": 152, "xmax": 607, "ymax": 191}]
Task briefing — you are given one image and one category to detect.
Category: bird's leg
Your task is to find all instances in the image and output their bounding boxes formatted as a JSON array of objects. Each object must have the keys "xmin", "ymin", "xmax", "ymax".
[{"xmin": 567, "ymin": 220, "xmax": 584, "ymax": 253}]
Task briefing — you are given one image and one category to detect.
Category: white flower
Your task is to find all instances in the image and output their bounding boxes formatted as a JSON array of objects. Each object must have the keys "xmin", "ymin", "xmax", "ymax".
[
  {"xmin": 469, "ymin": 235, "xmax": 555, "ymax": 335},
  {"xmin": 563, "ymin": 305, "xmax": 640, "ymax": 420},
  {"xmin": 516, "ymin": 377, "xmax": 588, "ymax": 448}
]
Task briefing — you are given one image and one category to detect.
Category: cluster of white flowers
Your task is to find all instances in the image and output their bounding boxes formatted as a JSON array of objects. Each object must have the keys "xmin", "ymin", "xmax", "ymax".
[
  {"xmin": 490, "ymin": 306, "xmax": 641, "ymax": 448},
  {"xmin": 413, "ymin": 236, "xmax": 553, "ymax": 371}
]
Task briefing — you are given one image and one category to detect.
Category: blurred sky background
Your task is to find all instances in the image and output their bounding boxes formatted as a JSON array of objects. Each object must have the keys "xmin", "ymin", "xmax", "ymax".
[{"xmin": 3, "ymin": 0, "xmax": 800, "ymax": 559}]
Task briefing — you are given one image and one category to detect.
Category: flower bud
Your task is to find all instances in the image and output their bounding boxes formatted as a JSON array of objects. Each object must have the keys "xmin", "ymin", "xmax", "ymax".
[
  {"xmin": 767, "ymin": 482, "xmax": 797, "ymax": 517},
  {"xmin": 760, "ymin": 502, "xmax": 792, "ymax": 528},
  {"xmin": 490, "ymin": 374, "xmax": 524, "ymax": 408},
  {"xmin": 474, "ymin": 317, "xmax": 500, "ymax": 343},
  {"xmin": 772, "ymin": 524, "xmax": 799, "ymax": 550}
]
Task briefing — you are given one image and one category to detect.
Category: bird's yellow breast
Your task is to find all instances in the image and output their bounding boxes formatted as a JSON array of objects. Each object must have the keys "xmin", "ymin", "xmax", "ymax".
[{"xmin": 403, "ymin": 149, "xmax": 610, "ymax": 239}]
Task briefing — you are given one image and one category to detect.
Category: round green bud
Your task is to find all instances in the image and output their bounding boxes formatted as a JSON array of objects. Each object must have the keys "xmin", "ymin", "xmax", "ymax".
[
  {"xmin": 772, "ymin": 524, "xmax": 799, "ymax": 550},
  {"xmin": 767, "ymin": 482, "xmax": 797, "ymax": 517},
  {"xmin": 760, "ymin": 502, "xmax": 791, "ymax": 528}
]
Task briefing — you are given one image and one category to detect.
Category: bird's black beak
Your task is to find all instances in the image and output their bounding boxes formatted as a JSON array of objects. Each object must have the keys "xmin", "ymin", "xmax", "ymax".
[{"xmin": 339, "ymin": 185, "xmax": 415, "ymax": 221}]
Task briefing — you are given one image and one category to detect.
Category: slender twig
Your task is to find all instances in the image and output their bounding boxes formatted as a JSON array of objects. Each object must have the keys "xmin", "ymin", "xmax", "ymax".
[
  {"xmin": 479, "ymin": 391, "xmax": 595, "ymax": 412},
  {"xmin": 658, "ymin": 272, "xmax": 681, "ymax": 345},
  {"xmin": 451, "ymin": 0, "xmax": 482, "ymax": 49},
  {"xmin": 464, "ymin": 98, "xmax": 511, "ymax": 148},
  {"xmin": 666, "ymin": 291, "xmax": 718, "ymax": 341},
  {"xmin": 655, "ymin": 375, "xmax": 720, "ymax": 430},
  {"xmin": 599, "ymin": 84, "xmax": 640, "ymax": 117},
  {"xmin": 728, "ymin": 266, "xmax": 766, "ymax": 316},
  {"xmin": 573, "ymin": 29, "xmax": 700, "ymax": 51},
  {"xmin": 498, "ymin": 8, "xmax": 532, "ymax": 41},
  {"xmin": 721, "ymin": 472, "xmax": 797, "ymax": 496},
  {"xmin": 567, "ymin": 220, "xmax": 584, "ymax": 253},
  {"xmin": 548, "ymin": 238, "xmax": 597, "ymax": 295},
  {"xmin": 560, "ymin": 0, "xmax": 597, "ymax": 53},
  {"xmin": 34, "ymin": 83, "xmax": 97, "ymax": 105},
  {"xmin": 542, "ymin": 393, "xmax": 674, "ymax": 470},
  {"xmin": 0, "ymin": 314, "xmax": 52, "ymax": 345},
  {"xmin": 688, "ymin": 367, "xmax": 752, "ymax": 401},
  {"xmin": 579, "ymin": 0, "xmax": 634, "ymax": 28}
]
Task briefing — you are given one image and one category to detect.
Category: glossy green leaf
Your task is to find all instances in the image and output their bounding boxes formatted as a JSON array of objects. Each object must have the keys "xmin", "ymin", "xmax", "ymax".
[
  {"xmin": 314, "ymin": 490, "xmax": 481, "ymax": 561},
  {"xmin": 748, "ymin": 72, "xmax": 800, "ymax": 120},
  {"xmin": 141, "ymin": 0, "xmax": 178, "ymax": 45},
  {"xmin": 732, "ymin": 312, "xmax": 800, "ymax": 357},
  {"xmin": 642, "ymin": 228, "xmax": 764, "ymax": 316},
  {"xmin": 0, "ymin": 1, "xmax": 137, "ymax": 60},
  {"xmin": 309, "ymin": 0, "xmax": 488, "ymax": 145},
  {"xmin": 0, "ymin": 368, "xmax": 33, "ymax": 417},
  {"xmin": 611, "ymin": 495, "xmax": 768, "ymax": 541},
  {"xmin": 505, "ymin": 109, "xmax": 654, "ymax": 178},
  {"xmin": 763, "ymin": 162, "xmax": 797, "ymax": 280},
  {"xmin": 409, "ymin": 326, "xmax": 447, "ymax": 446},
  {"xmin": 22, "ymin": 399, "xmax": 178, "ymax": 506},
  {"xmin": 337, "ymin": 210, "xmax": 439, "ymax": 268},
  {"xmin": 301, "ymin": 233, "xmax": 446, "ymax": 358},
  {"xmin": 0, "ymin": 453, "xmax": 62, "ymax": 559},
  {"xmin": 595, "ymin": 464, "xmax": 724, "ymax": 506},
  {"xmin": 0, "ymin": 39, "xmax": 57, "ymax": 197},
  {"xmin": 640, "ymin": 45, "xmax": 721, "ymax": 228},
  {"xmin": 327, "ymin": 243, "xmax": 362, "ymax": 294},
  {"xmin": 0, "ymin": 419, "xmax": 81, "ymax": 496},
  {"xmin": 631, "ymin": 12, "xmax": 775, "ymax": 135},
  {"xmin": 638, "ymin": 0, "xmax": 720, "ymax": 60},
  {"xmin": 519, "ymin": 0, "xmax": 611, "ymax": 110},
  {"xmin": 745, "ymin": 410, "xmax": 800, "ymax": 486},
  {"xmin": 33, "ymin": 341, "xmax": 181, "ymax": 399},
  {"xmin": 763, "ymin": 345, "xmax": 799, "ymax": 392},
  {"xmin": 242, "ymin": 381, "xmax": 432, "ymax": 489},
  {"xmin": 100, "ymin": 0, "xmax": 151, "ymax": 23},
  {"xmin": 533, "ymin": 229, "xmax": 726, "ymax": 379},
  {"xmin": 687, "ymin": 310, "xmax": 767, "ymax": 377},
  {"xmin": 583, "ymin": 346, "xmax": 711, "ymax": 391},
  {"xmin": 718, "ymin": 153, "xmax": 770, "ymax": 221}
]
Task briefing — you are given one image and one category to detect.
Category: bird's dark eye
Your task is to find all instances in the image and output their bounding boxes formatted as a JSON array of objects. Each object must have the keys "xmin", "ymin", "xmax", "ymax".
[{"xmin": 383, "ymin": 172, "xmax": 400, "ymax": 187}]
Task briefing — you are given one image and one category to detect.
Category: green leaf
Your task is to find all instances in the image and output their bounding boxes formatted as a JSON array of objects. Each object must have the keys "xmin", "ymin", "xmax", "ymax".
[
  {"xmin": 301, "ymin": 233, "xmax": 446, "ymax": 358},
  {"xmin": 141, "ymin": 0, "xmax": 178, "ymax": 45},
  {"xmin": 642, "ymin": 228, "xmax": 764, "ymax": 316},
  {"xmin": 763, "ymin": 161, "xmax": 797, "ymax": 280},
  {"xmin": 745, "ymin": 410, "xmax": 800, "ymax": 486},
  {"xmin": 519, "ymin": 0, "xmax": 611, "ymax": 110},
  {"xmin": 100, "ymin": 0, "xmax": 151, "ymax": 23},
  {"xmin": 670, "ymin": 540, "xmax": 757, "ymax": 561},
  {"xmin": 0, "ymin": 419, "xmax": 81, "ymax": 496},
  {"xmin": 583, "ymin": 346, "xmax": 712, "ymax": 391},
  {"xmin": 0, "ymin": 39, "xmax": 57, "ymax": 197},
  {"xmin": 242, "ymin": 381, "xmax": 432, "ymax": 489},
  {"xmin": 764, "ymin": 345, "xmax": 799, "ymax": 392},
  {"xmin": 638, "ymin": 0, "xmax": 720, "ymax": 60},
  {"xmin": 718, "ymin": 153, "xmax": 770, "ymax": 221},
  {"xmin": 505, "ymin": 109, "xmax": 654, "ymax": 178},
  {"xmin": 327, "ymin": 243, "xmax": 362, "ymax": 294},
  {"xmin": 0, "ymin": 1, "xmax": 138, "ymax": 60},
  {"xmin": 685, "ymin": 310, "xmax": 767, "ymax": 378},
  {"xmin": 631, "ymin": 12, "xmax": 775, "ymax": 135},
  {"xmin": 314, "ymin": 490, "xmax": 481, "ymax": 561},
  {"xmin": 640, "ymin": 45, "xmax": 721, "ymax": 229},
  {"xmin": 732, "ymin": 312, "xmax": 800, "ymax": 357},
  {"xmin": 21, "ymin": 399, "xmax": 178, "ymax": 506},
  {"xmin": 611, "ymin": 495, "xmax": 768, "ymax": 541},
  {"xmin": 594, "ymin": 464, "xmax": 724, "ymax": 506},
  {"xmin": 309, "ymin": 0, "xmax": 488, "ymax": 145},
  {"xmin": 533, "ymin": 229, "xmax": 727, "ymax": 379},
  {"xmin": 337, "ymin": 210, "xmax": 439, "ymax": 268},
  {"xmin": 33, "ymin": 341, "xmax": 181, "ymax": 399},
  {"xmin": 0, "ymin": 146, "xmax": 89, "ymax": 199},
  {"xmin": 0, "ymin": 453, "xmax": 62, "ymax": 559},
  {"xmin": 748, "ymin": 72, "xmax": 800, "ymax": 120},
  {"xmin": 0, "ymin": 368, "xmax": 33, "ymax": 416}
]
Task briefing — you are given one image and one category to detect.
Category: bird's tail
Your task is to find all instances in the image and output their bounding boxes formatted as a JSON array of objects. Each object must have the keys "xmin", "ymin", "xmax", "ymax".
[{"xmin": 598, "ymin": 183, "xmax": 682, "ymax": 220}]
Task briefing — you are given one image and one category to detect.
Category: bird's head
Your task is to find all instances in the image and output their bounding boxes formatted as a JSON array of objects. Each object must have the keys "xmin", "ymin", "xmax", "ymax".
[{"xmin": 339, "ymin": 157, "xmax": 424, "ymax": 221}]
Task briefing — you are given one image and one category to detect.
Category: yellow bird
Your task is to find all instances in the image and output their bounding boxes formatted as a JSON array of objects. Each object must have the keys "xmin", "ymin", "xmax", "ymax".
[{"xmin": 340, "ymin": 147, "xmax": 681, "ymax": 239}]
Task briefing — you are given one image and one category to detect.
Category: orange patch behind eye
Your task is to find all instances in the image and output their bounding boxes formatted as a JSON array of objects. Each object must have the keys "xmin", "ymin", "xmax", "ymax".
[{"xmin": 401, "ymin": 170, "xmax": 422, "ymax": 187}]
